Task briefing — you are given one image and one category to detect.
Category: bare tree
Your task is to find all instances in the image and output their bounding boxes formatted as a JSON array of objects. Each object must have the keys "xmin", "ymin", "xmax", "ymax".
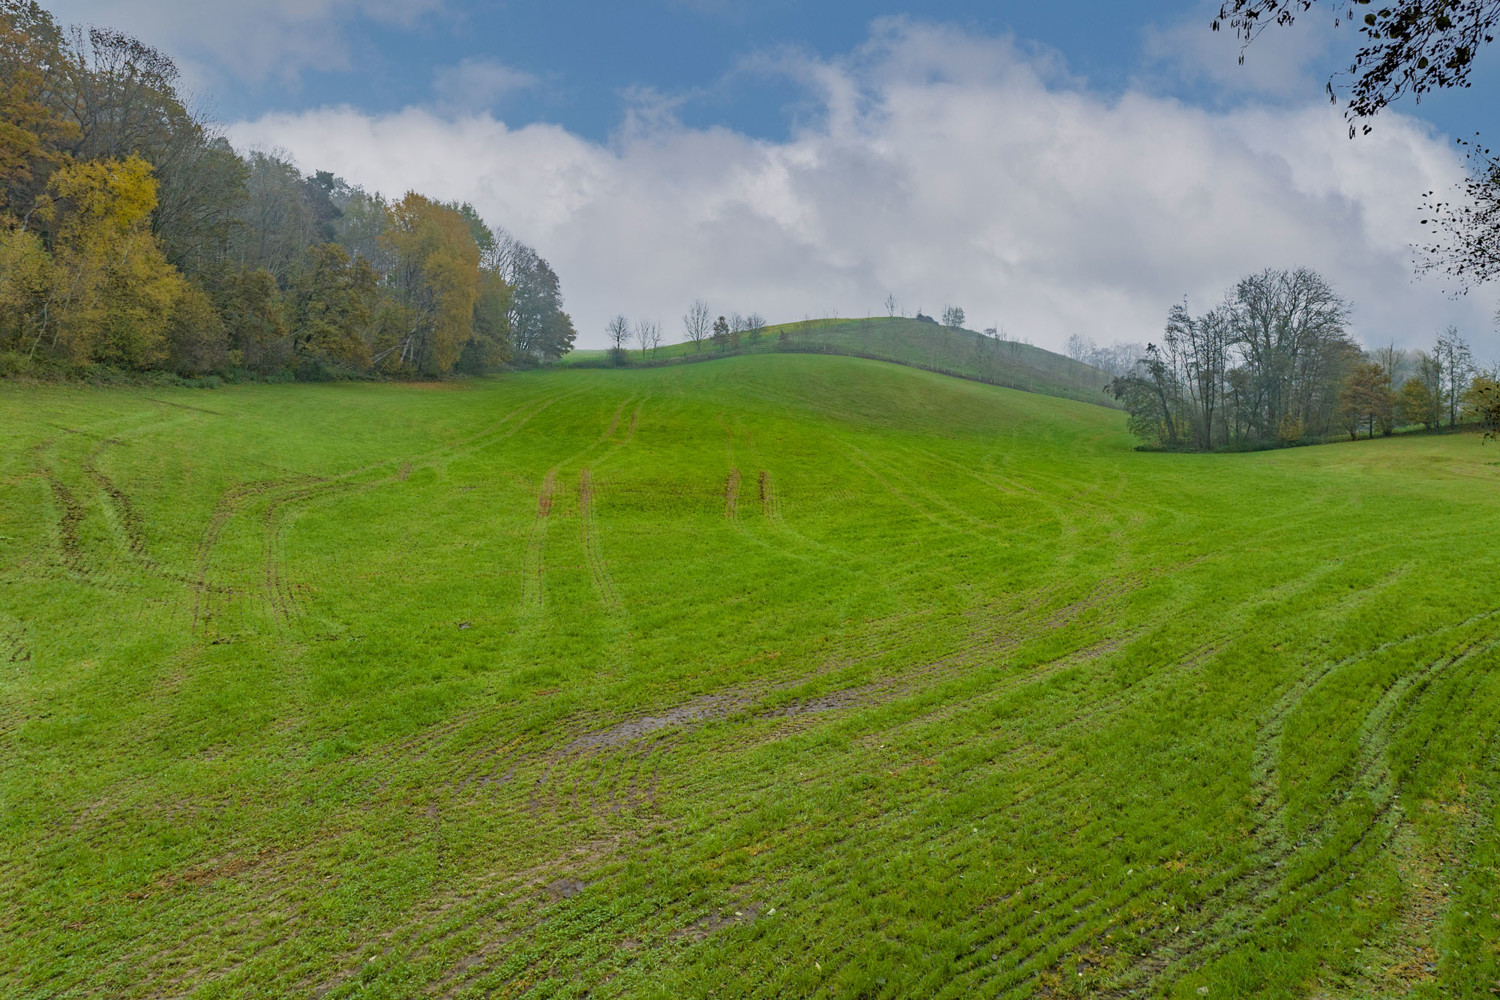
[
  {"xmin": 1403, "ymin": 351, "xmax": 1446, "ymax": 429},
  {"xmin": 634, "ymin": 319, "xmax": 657, "ymax": 360},
  {"xmin": 942, "ymin": 305, "xmax": 966, "ymax": 330},
  {"xmin": 884, "ymin": 293, "xmax": 897, "ymax": 318},
  {"xmin": 1434, "ymin": 326, "xmax": 1474, "ymax": 428},
  {"xmin": 683, "ymin": 299, "xmax": 711, "ymax": 353},
  {"xmin": 606, "ymin": 314, "xmax": 630, "ymax": 359},
  {"xmin": 1373, "ymin": 342, "xmax": 1409, "ymax": 386},
  {"xmin": 1230, "ymin": 267, "xmax": 1352, "ymax": 440},
  {"xmin": 1065, "ymin": 333, "xmax": 1094, "ymax": 363},
  {"xmin": 744, "ymin": 313, "xmax": 766, "ymax": 343},
  {"xmin": 1168, "ymin": 299, "xmax": 1232, "ymax": 449},
  {"xmin": 1111, "ymin": 269, "xmax": 1357, "ymax": 449},
  {"xmin": 647, "ymin": 320, "xmax": 664, "ymax": 358}
]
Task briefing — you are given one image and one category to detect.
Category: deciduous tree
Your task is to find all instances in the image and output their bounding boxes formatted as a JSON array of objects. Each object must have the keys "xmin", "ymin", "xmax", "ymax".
[
  {"xmin": 382, "ymin": 193, "xmax": 481, "ymax": 375},
  {"xmin": 683, "ymin": 299, "xmax": 710, "ymax": 352},
  {"xmin": 1339, "ymin": 361, "xmax": 1394, "ymax": 439},
  {"xmin": 634, "ymin": 318, "xmax": 660, "ymax": 360},
  {"xmin": 1109, "ymin": 342, "xmax": 1185, "ymax": 448},
  {"xmin": 457, "ymin": 267, "xmax": 511, "ymax": 374},
  {"xmin": 1433, "ymin": 326, "xmax": 1474, "ymax": 428},
  {"xmin": 744, "ymin": 312, "xmax": 766, "ymax": 344},
  {"xmin": 291, "ymin": 241, "xmax": 377, "ymax": 372},
  {"xmin": 1398, "ymin": 352, "xmax": 1445, "ymax": 429},
  {"xmin": 214, "ymin": 266, "xmax": 286, "ymax": 373},
  {"xmin": 606, "ymin": 313, "xmax": 630, "ymax": 361},
  {"xmin": 0, "ymin": 1, "xmax": 76, "ymax": 218},
  {"xmin": 35, "ymin": 155, "xmax": 184, "ymax": 366}
]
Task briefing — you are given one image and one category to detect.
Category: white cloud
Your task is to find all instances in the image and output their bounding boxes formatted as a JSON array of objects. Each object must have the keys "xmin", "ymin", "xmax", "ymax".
[
  {"xmin": 431, "ymin": 58, "xmax": 537, "ymax": 113},
  {"xmin": 1140, "ymin": 0, "xmax": 1337, "ymax": 100},
  {"xmin": 229, "ymin": 19, "xmax": 1496, "ymax": 354},
  {"xmin": 44, "ymin": 0, "xmax": 443, "ymax": 84}
]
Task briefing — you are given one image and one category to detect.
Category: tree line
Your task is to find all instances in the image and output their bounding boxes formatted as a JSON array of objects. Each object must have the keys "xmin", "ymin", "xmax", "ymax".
[
  {"xmin": 0, "ymin": 1, "xmax": 574, "ymax": 380},
  {"xmin": 1064, "ymin": 335, "xmax": 1148, "ymax": 377},
  {"xmin": 1108, "ymin": 267, "xmax": 1498, "ymax": 450}
]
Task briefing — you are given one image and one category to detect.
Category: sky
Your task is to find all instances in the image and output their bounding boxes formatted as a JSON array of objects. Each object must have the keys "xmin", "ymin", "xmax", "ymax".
[{"xmin": 43, "ymin": 0, "xmax": 1500, "ymax": 354}]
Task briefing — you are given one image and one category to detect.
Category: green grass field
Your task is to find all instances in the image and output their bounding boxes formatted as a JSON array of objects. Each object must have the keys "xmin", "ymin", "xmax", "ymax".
[
  {"xmin": 2, "ymin": 354, "xmax": 1498, "ymax": 998},
  {"xmin": 558, "ymin": 317, "xmax": 1114, "ymax": 407}
]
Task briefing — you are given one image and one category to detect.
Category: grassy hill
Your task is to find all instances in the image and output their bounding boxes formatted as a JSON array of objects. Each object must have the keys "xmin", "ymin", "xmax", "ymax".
[
  {"xmin": 3, "ymin": 354, "xmax": 1498, "ymax": 998},
  {"xmin": 560, "ymin": 316, "xmax": 1116, "ymax": 407}
]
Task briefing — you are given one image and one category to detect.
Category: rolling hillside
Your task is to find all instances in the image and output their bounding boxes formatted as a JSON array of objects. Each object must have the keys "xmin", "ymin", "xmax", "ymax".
[
  {"xmin": 2, "ymin": 354, "xmax": 1497, "ymax": 998},
  {"xmin": 563, "ymin": 316, "xmax": 1116, "ymax": 407}
]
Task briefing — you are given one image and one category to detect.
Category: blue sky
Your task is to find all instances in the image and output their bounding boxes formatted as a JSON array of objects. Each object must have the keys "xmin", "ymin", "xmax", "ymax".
[
  {"xmin": 45, "ymin": 0, "xmax": 1500, "ymax": 352},
  {"xmin": 76, "ymin": 0, "xmax": 1495, "ymax": 141},
  {"xmin": 225, "ymin": 2, "xmax": 1233, "ymax": 136}
]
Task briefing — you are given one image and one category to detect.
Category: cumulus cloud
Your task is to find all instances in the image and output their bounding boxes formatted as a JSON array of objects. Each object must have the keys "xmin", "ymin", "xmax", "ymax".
[
  {"xmin": 44, "ymin": 0, "xmax": 443, "ymax": 83},
  {"xmin": 1140, "ymin": 0, "xmax": 1338, "ymax": 100},
  {"xmin": 229, "ymin": 19, "xmax": 1494, "ymax": 353}
]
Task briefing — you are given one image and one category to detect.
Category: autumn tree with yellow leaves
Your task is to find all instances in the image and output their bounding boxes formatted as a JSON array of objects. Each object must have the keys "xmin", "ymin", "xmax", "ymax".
[
  {"xmin": 380, "ymin": 194, "xmax": 482, "ymax": 376},
  {"xmin": 0, "ymin": 1, "xmax": 572, "ymax": 380}
]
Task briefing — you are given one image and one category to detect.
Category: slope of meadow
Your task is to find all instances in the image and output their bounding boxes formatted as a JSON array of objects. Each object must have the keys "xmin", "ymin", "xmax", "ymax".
[
  {"xmin": 564, "ymin": 317, "xmax": 1114, "ymax": 407},
  {"xmin": 1, "ymin": 354, "xmax": 1497, "ymax": 998}
]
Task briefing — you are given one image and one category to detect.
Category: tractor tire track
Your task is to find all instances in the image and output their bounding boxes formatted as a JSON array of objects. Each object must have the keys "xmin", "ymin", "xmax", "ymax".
[
  {"xmin": 603, "ymin": 395, "xmax": 635, "ymax": 441},
  {"xmin": 82, "ymin": 441, "xmax": 152, "ymax": 565},
  {"xmin": 42, "ymin": 470, "xmax": 89, "ymax": 579},
  {"xmin": 579, "ymin": 468, "xmax": 620, "ymax": 613},
  {"xmin": 521, "ymin": 470, "xmax": 556, "ymax": 611},
  {"xmin": 1110, "ymin": 618, "xmax": 1500, "ymax": 994},
  {"xmin": 757, "ymin": 470, "xmax": 781, "ymax": 520},
  {"xmin": 724, "ymin": 468, "xmax": 741, "ymax": 521},
  {"xmin": 191, "ymin": 477, "xmax": 318, "ymax": 633},
  {"xmin": 262, "ymin": 480, "xmax": 371, "ymax": 625}
]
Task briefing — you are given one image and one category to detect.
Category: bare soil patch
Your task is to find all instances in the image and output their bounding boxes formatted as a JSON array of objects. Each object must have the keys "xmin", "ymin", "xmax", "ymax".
[
  {"xmin": 83, "ymin": 442, "xmax": 152, "ymax": 563},
  {"xmin": 43, "ymin": 471, "xmax": 87, "ymax": 576},
  {"xmin": 724, "ymin": 468, "xmax": 740, "ymax": 520}
]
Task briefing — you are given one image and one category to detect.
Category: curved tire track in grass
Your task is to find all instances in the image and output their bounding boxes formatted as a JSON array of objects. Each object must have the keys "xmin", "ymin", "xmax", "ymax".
[
  {"xmin": 82, "ymin": 440, "xmax": 152, "ymax": 566},
  {"xmin": 191, "ymin": 477, "xmax": 316, "ymax": 634},
  {"xmin": 42, "ymin": 469, "xmax": 89, "ymax": 579},
  {"xmin": 1106, "ymin": 615, "xmax": 1500, "ymax": 995},
  {"xmin": 261, "ymin": 480, "xmax": 367, "ymax": 625}
]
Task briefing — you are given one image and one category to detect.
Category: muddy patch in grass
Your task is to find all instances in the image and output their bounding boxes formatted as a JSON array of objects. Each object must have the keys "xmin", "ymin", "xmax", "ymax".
[
  {"xmin": 724, "ymin": 468, "xmax": 740, "ymax": 519},
  {"xmin": 670, "ymin": 902, "xmax": 762, "ymax": 942},
  {"xmin": 563, "ymin": 692, "xmax": 755, "ymax": 754},
  {"xmin": 544, "ymin": 877, "xmax": 587, "ymax": 900}
]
